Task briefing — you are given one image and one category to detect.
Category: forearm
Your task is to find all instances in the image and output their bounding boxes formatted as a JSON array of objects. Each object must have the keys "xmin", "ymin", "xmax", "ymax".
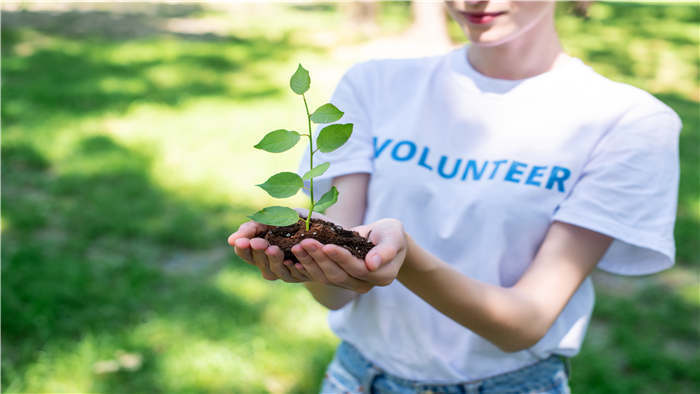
[
  {"xmin": 397, "ymin": 235, "xmax": 548, "ymax": 352},
  {"xmin": 303, "ymin": 282, "xmax": 358, "ymax": 310}
]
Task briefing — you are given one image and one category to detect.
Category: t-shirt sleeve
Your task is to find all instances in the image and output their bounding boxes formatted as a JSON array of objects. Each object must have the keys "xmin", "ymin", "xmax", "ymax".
[
  {"xmin": 552, "ymin": 108, "xmax": 682, "ymax": 276},
  {"xmin": 297, "ymin": 62, "xmax": 375, "ymax": 196}
]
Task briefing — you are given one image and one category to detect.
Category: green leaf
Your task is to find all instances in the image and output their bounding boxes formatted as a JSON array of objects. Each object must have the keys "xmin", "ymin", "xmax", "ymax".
[
  {"xmin": 249, "ymin": 206, "xmax": 300, "ymax": 226},
  {"xmin": 313, "ymin": 186, "xmax": 338, "ymax": 213},
  {"xmin": 257, "ymin": 172, "xmax": 304, "ymax": 198},
  {"xmin": 317, "ymin": 123, "xmax": 353, "ymax": 153},
  {"xmin": 310, "ymin": 103, "xmax": 344, "ymax": 124},
  {"xmin": 290, "ymin": 64, "xmax": 310, "ymax": 95},
  {"xmin": 301, "ymin": 162, "xmax": 330, "ymax": 180},
  {"xmin": 254, "ymin": 129, "xmax": 300, "ymax": 153}
]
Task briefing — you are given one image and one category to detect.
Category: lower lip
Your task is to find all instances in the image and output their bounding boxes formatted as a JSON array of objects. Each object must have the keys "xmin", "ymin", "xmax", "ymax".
[{"xmin": 466, "ymin": 13, "xmax": 503, "ymax": 25}]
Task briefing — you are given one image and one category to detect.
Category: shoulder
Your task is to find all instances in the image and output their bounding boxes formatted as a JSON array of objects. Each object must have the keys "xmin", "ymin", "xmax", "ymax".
[
  {"xmin": 342, "ymin": 51, "xmax": 450, "ymax": 88},
  {"xmin": 336, "ymin": 51, "xmax": 453, "ymax": 112},
  {"xmin": 565, "ymin": 59, "xmax": 681, "ymax": 128},
  {"xmin": 562, "ymin": 62, "xmax": 682, "ymax": 164},
  {"xmin": 348, "ymin": 51, "xmax": 447, "ymax": 73}
]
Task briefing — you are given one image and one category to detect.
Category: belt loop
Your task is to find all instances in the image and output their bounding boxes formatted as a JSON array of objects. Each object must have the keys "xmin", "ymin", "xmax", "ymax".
[
  {"xmin": 362, "ymin": 365, "xmax": 381, "ymax": 394},
  {"xmin": 462, "ymin": 381, "xmax": 482, "ymax": 394},
  {"xmin": 558, "ymin": 355, "xmax": 572, "ymax": 379}
]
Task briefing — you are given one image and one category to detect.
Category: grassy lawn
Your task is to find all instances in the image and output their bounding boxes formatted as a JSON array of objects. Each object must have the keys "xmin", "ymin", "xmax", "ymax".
[{"xmin": 2, "ymin": 2, "xmax": 698, "ymax": 393}]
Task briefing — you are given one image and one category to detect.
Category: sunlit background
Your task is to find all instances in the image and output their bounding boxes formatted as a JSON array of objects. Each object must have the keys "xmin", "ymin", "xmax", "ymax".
[{"xmin": 2, "ymin": 1, "xmax": 698, "ymax": 393}]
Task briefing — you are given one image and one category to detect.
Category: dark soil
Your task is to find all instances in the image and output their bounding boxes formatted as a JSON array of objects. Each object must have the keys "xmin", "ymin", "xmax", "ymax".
[{"xmin": 254, "ymin": 218, "xmax": 374, "ymax": 264}]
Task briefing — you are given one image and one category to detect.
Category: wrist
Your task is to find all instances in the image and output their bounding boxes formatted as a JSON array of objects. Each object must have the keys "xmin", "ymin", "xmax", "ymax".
[{"xmin": 398, "ymin": 233, "xmax": 438, "ymax": 280}]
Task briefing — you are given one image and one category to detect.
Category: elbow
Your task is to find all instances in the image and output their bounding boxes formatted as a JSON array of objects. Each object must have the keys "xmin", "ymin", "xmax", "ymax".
[
  {"xmin": 496, "ymin": 335, "xmax": 542, "ymax": 353},
  {"xmin": 313, "ymin": 295, "xmax": 352, "ymax": 310},
  {"xmin": 325, "ymin": 300, "xmax": 351, "ymax": 311},
  {"xmin": 493, "ymin": 324, "xmax": 549, "ymax": 353},
  {"xmin": 493, "ymin": 296, "xmax": 551, "ymax": 353}
]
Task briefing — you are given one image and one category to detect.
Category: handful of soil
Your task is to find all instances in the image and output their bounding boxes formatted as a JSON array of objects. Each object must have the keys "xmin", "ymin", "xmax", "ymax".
[{"xmin": 255, "ymin": 217, "xmax": 375, "ymax": 264}]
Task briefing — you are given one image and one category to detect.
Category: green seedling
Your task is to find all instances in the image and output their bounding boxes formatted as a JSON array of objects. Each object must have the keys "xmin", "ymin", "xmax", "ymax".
[{"xmin": 250, "ymin": 64, "xmax": 353, "ymax": 231}]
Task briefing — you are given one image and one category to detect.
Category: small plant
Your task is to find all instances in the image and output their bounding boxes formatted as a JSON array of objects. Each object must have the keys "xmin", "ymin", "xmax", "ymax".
[{"xmin": 250, "ymin": 64, "xmax": 353, "ymax": 231}]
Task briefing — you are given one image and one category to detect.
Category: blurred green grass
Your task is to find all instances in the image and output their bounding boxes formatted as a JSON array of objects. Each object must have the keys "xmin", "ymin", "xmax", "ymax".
[{"xmin": 1, "ymin": 2, "xmax": 698, "ymax": 393}]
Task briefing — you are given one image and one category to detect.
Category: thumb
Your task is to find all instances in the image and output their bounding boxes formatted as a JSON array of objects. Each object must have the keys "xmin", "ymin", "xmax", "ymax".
[
  {"xmin": 365, "ymin": 242, "xmax": 399, "ymax": 271},
  {"xmin": 228, "ymin": 221, "xmax": 269, "ymax": 245}
]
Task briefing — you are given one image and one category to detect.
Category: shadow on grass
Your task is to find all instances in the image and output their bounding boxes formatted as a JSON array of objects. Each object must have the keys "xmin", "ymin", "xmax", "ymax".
[
  {"xmin": 0, "ymin": 31, "xmax": 299, "ymax": 126},
  {"xmin": 1, "ymin": 6, "xmax": 337, "ymax": 390},
  {"xmin": 555, "ymin": 2, "xmax": 698, "ymax": 91},
  {"xmin": 656, "ymin": 93, "xmax": 700, "ymax": 266},
  {"xmin": 572, "ymin": 285, "xmax": 700, "ymax": 393},
  {"xmin": 1, "ymin": 6, "xmax": 325, "ymax": 127},
  {"xmin": 601, "ymin": 2, "xmax": 699, "ymax": 25},
  {"xmin": 1, "ymin": 136, "xmax": 332, "ymax": 392},
  {"xmin": 3, "ymin": 5, "xmax": 215, "ymax": 40}
]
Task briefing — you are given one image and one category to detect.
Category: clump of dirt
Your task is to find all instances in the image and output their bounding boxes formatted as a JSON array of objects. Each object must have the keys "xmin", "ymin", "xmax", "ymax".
[{"xmin": 255, "ymin": 218, "xmax": 374, "ymax": 264}]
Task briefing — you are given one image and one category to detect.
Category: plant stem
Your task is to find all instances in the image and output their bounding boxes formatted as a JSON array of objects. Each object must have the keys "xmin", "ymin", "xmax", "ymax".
[{"xmin": 302, "ymin": 93, "xmax": 314, "ymax": 231}]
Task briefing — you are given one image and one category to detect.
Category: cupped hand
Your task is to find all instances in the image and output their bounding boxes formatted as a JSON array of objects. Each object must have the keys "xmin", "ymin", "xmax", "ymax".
[
  {"xmin": 227, "ymin": 221, "xmax": 310, "ymax": 283},
  {"xmin": 290, "ymin": 238, "xmax": 373, "ymax": 293},
  {"xmin": 228, "ymin": 216, "xmax": 408, "ymax": 291},
  {"xmin": 293, "ymin": 218, "xmax": 407, "ymax": 289}
]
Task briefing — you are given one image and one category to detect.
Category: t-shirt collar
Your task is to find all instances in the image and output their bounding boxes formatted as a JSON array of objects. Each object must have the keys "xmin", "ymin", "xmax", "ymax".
[{"xmin": 449, "ymin": 44, "xmax": 583, "ymax": 95}]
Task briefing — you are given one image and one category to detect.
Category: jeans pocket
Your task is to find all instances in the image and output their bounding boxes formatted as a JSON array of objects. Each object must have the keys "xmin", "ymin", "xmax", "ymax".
[{"xmin": 320, "ymin": 358, "xmax": 364, "ymax": 394}]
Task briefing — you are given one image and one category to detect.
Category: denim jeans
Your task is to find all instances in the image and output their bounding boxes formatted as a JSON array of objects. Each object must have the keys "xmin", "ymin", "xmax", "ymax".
[{"xmin": 321, "ymin": 342, "xmax": 571, "ymax": 394}]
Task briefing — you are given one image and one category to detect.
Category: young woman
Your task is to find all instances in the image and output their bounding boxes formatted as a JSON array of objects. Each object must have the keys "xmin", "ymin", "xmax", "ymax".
[{"xmin": 229, "ymin": 1, "xmax": 681, "ymax": 392}]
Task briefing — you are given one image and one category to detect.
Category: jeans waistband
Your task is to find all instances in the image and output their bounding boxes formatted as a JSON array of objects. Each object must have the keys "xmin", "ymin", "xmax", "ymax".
[{"xmin": 335, "ymin": 341, "xmax": 569, "ymax": 392}]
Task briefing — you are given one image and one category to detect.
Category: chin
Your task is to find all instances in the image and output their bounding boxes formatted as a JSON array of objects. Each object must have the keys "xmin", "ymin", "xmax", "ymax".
[
  {"xmin": 469, "ymin": 34, "xmax": 502, "ymax": 47},
  {"xmin": 469, "ymin": 28, "xmax": 518, "ymax": 47},
  {"xmin": 471, "ymin": 38, "xmax": 506, "ymax": 47}
]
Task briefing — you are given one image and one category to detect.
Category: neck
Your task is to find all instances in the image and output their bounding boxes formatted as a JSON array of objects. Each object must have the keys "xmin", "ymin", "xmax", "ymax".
[{"xmin": 467, "ymin": 8, "xmax": 565, "ymax": 80}]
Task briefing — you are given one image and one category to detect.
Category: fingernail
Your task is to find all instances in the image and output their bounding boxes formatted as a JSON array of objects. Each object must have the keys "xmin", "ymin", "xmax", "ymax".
[{"xmin": 306, "ymin": 244, "xmax": 318, "ymax": 252}]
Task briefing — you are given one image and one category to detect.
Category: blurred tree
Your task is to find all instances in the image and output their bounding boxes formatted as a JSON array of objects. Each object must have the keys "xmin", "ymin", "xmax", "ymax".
[
  {"xmin": 408, "ymin": 1, "xmax": 451, "ymax": 46},
  {"xmin": 572, "ymin": 0, "xmax": 594, "ymax": 19},
  {"xmin": 343, "ymin": 1, "xmax": 379, "ymax": 35}
]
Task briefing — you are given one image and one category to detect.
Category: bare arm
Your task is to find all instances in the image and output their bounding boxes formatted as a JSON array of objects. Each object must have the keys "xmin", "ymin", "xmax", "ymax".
[
  {"xmin": 276, "ymin": 195, "xmax": 612, "ymax": 350},
  {"xmin": 397, "ymin": 221, "xmax": 612, "ymax": 352},
  {"xmin": 302, "ymin": 173, "xmax": 370, "ymax": 310},
  {"xmin": 324, "ymin": 173, "xmax": 370, "ymax": 228}
]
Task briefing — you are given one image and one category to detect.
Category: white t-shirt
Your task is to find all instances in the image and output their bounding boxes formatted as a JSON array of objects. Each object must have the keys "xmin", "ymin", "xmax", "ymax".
[{"xmin": 298, "ymin": 45, "xmax": 681, "ymax": 383}]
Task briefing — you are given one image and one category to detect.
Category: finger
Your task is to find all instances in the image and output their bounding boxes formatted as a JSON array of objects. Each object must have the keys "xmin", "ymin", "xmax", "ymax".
[
  {"xmin": 250, "ymin": 238, "xmax": 277, "ymax": 281},
  {"xmin": 310, "ymin": 247, "xmax": 348, "ymax": 285},
  {"xmin": 302, "ymin": 240, "xmax": 368, "ymax": 291},
  {"xmin": 285, "ymin": 260, "xmax": 309, "ymax": 282},
  {"xmin": 321, "ymin": 244, "xmax": 369, "ymax": 278},
  {"xmin": 313, "ymin": 250, "xmax": 372, "ymax": 292},
  {"xmin": 294, "ymin": 262, "xmax": 310, "ymax": 278},
  {"xmin": 266, "ymin": 245, "xmax": 297, "ymax": 282},
  {"xmin": 365, "ymin": 242, "xmax": 400, "ymax": 272},
  {"xmin": 300, "ymin": 239, "xmax": 330, "ymax": 266},
  {"xmin": 233, "ymin": 238, "xmax": 254, "ymax": 263},
  {"xmin": 292, "ymin": 244, "xmax": 328, "ymax": 283},
  {"xmin": 228, "ymin": 221, "xmax": 268, "ymax": 245},
  {"xmin": 324, "ymin": 245, "xmax": 391, "ymax": 288}
]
